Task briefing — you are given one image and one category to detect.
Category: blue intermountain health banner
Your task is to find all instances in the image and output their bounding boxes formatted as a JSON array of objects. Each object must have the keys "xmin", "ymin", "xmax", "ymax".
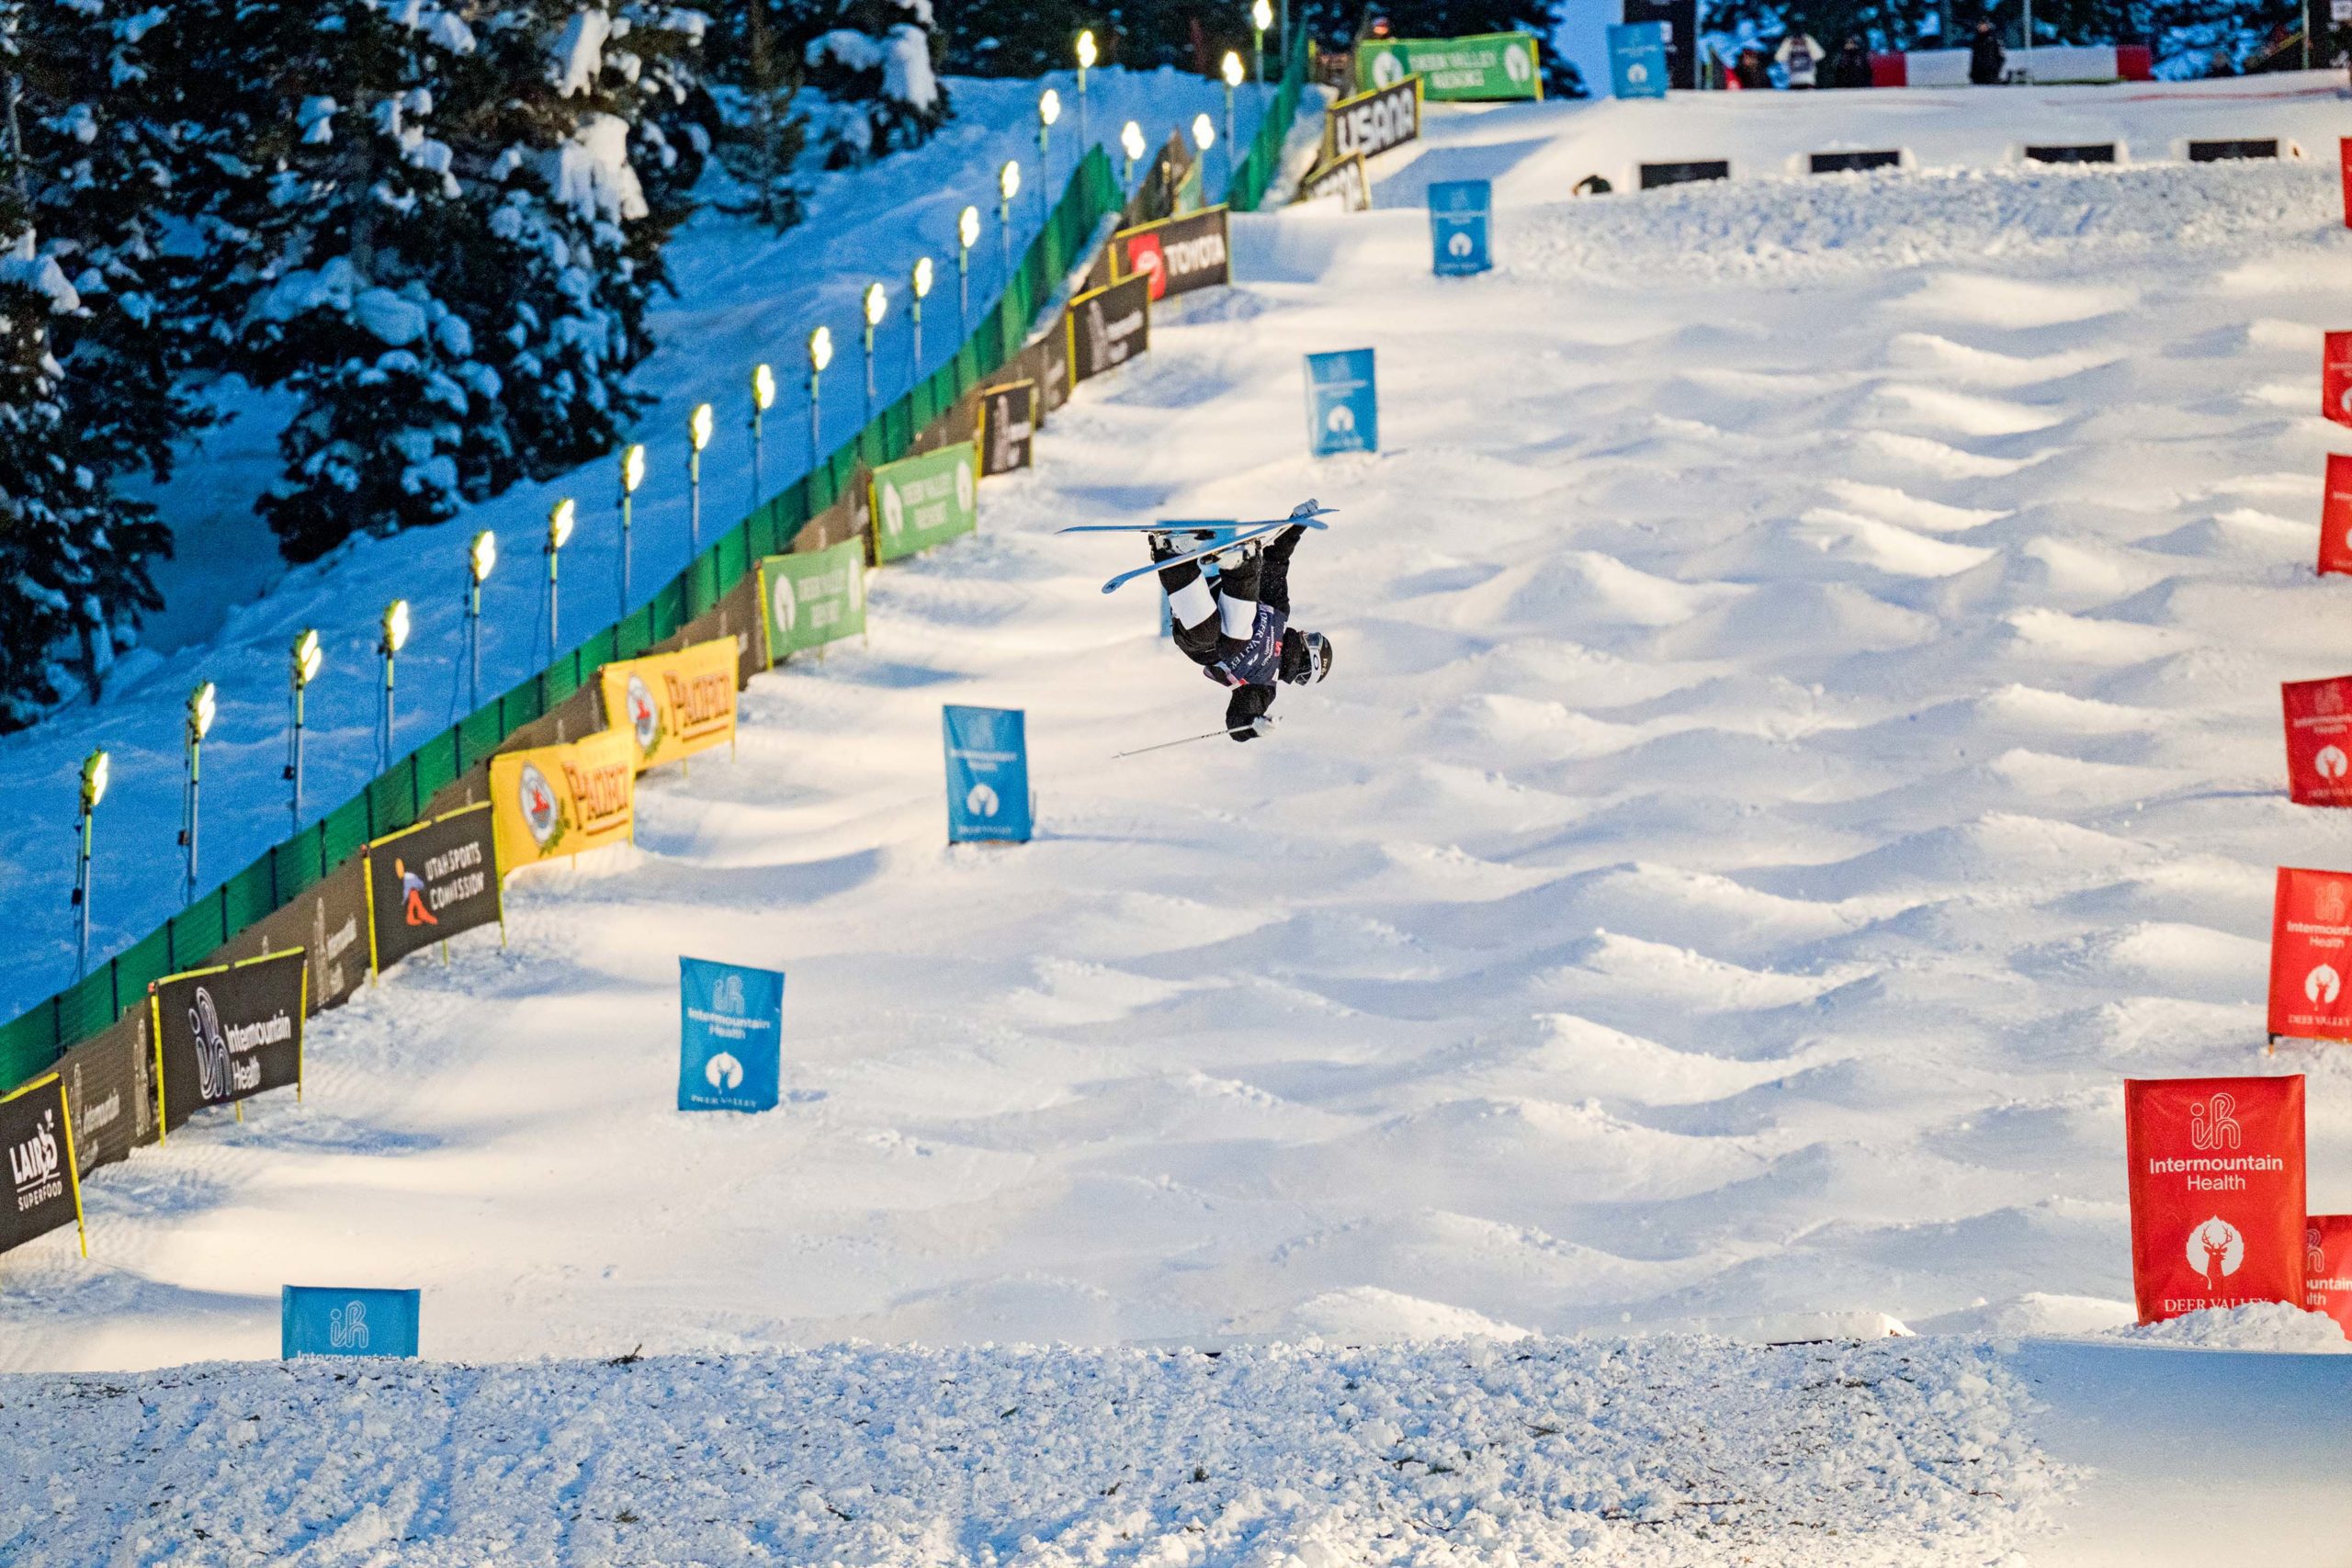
[
  {"xmin": 1305, "ymin": 349, "xmax": 1379, "ymax": 457},
  {"xmin": 678, "ymin": 956, "xmax": 786, "ymax": 1112},
  {"xmin": 1607, "ymin": 22, "xmax": 1668, "ymax": 99},
  {"xmin": 1429, "ymin": 179, "xmax": 1493, "ymax": 276},
  {"xmin": 282, "ymin": 1285, "xmax": 421, "ymax": 1359},
  {"xmin": 944, "ymin": 705, "xmax": 1033, "ymax": 843}
]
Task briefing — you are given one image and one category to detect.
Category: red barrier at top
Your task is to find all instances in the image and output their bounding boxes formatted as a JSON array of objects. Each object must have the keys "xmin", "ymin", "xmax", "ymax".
[
  {"xmin": 2117, "ymin": 44, "xmax": 2154, "ymax": 80},
  {"xmin": 2310, "ymin": 1214, "xmax": 2352, "ymax": 1339},
  {"xmin": 2282, "ymin": 676, "xmax": 2352, "ymax": 807},
  {"xmin": 2325, "ymin": 332, "xmax": 2352, "ymax": 426},
  {"xmin": 2268, "ymin": 866, "xmax": 2352, "ymax": 1043},
  {"xmin": 2125, "ymin": 1076, "xmax": 2307, "ymax": 1325},
  {"xmin": 2320, "ymin": 453, "xmax": 2352, "ymax": 575},
  {"xmin": 1870, "ymin": 51, "xmax": 1907, "ymax": 87},
  {"xmin": 2341, "ymin": 140, "xmax": 2352, "ymax": 229}
]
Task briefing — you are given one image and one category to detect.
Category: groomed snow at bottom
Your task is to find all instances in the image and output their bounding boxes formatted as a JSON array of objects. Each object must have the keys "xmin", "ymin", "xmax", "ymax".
[{"xmin": 0, "ymin": 1336, "xmax": 2055, "ymax": 1567}]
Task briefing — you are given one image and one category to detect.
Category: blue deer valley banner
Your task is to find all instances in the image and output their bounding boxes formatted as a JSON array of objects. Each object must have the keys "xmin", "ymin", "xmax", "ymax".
[
  {"xmin": 281, "ymin": 1285, "xmax": 420, "ymax": 1359},
  {"xmin": 1429, "ymin": 179, "xmax": 1493, "ymax": 276},
  {"xmin": 1305, "ymin": 349, "xmax": 1379, "ymax": 457},
  {"xmin": 944, "ymin": 705, "xmax": 1033, "ymax": 843},
  {"xmin": 678, "ymin": 956, "xmax": 786, "ymax": 1113}
]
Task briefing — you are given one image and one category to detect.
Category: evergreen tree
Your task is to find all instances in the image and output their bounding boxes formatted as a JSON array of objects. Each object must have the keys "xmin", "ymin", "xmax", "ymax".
[
  {"xmin": 701, "ymin": 0, "xmax": 812, "ymax": 229},
  {"xmin": 798, "ymin": 0, "xmax": 950, "ymax": 166}
]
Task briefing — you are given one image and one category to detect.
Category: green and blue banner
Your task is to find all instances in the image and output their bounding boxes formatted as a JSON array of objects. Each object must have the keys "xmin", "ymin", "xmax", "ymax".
[
  {"xmin": 944, "ymin": 705, "xmax": 1032, "ymax": 844},
  {"xmin": 1358, "ymin": 32, "xmax": 1541, "ymax": 101},
  {"xmin": 1306, "ymin": 349, "xmax": 1379, "ymax": 457},
  {"xmin": 282, "ymin": 1285, "xmax": 419, "ymax": 1359},
  {"xmin": 678, "ymin": 956, "xmax": 785, "ymax": 1113},
  {"xmin": 1429, "ymin": 179, "xmax": 1492, "ymax": 276}
]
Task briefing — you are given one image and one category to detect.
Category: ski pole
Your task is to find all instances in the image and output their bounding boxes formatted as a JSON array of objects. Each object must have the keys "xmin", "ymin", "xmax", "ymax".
[{"xmin": 1114, "ymin": 717, "xmax": 1272, "ymax": 758}]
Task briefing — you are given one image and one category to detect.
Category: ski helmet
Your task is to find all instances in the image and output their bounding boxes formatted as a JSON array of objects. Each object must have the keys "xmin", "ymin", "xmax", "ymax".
[{"xmin": 1281, "ymin": 629, "xmax": 1334, "ymax": 685}]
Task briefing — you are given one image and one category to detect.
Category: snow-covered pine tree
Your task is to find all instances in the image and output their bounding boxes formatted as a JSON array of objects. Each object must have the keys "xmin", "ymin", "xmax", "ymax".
[
  {"xmin": 800, "ymin": 0, "xmax": 949, "ymax": 166},
  {"xmin": 702, "ymin": 0, "xmax": 811, "ymax": 229},
  {"xmin": 0, "ymin": 197, "xmax": 169, "ymax": 726}
]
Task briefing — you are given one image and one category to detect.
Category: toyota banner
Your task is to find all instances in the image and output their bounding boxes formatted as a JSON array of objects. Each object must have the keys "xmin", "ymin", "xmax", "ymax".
[
  {"xmin": 1113, "ymin": 208, "xmax": 1230, "ymax": 303},
  {"xmin": 760, "ymin": 538, "xmax": 867, "ymax": 662},
  {"xmin": 366, "ymin": 803, "xmax": 503, "ymax": 976},
  {"xmin": 151, "ymin": 947, "xmax": 307, "ymax": 1135},
  {"xmin": 1067, "ymin": 274, "xmax": 1149, "ymax": 385},
  {"xmin": 871, "ymin": 442, "xmax": 979, "ymax": 564},
  {"xmin": 0, "ymin": 1073, "xmax": 85, "ymax": 1259}
]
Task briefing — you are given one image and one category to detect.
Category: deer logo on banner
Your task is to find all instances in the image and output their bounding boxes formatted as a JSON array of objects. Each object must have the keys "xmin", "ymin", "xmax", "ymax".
[{"xmin": 2187, "ymin": 1217, "xmax": 2245, "ymax": 1290}]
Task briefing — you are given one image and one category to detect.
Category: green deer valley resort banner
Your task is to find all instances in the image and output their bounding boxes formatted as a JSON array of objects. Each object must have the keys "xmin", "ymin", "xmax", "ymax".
[
  {"xmin": 761, "ymin": 538, "xmax": 868, "ymax": 660},
  {"xmin": 871, "ymin": 443, "xmax": 979, "ymax": 565},
  {"xmin": 1357, "ymin": 32, "xmax": 1543, "ymax": 100}
]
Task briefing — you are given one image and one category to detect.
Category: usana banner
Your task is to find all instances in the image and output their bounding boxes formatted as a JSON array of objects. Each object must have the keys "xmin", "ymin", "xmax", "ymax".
[
  {"xmin": 365, "ymin": 803, "xmax": 503, "ymax": 976},
  {"xmin": 760, "ymin": 539, "xmax": 868, "ymax": 662},
  {"xmin": 151, "ymin": 948, "xmax": 306, "ymax": 1136},
  {"xmin": 1320, "ymin": 76, "xmax": 1420, "ymax": 167},
  {"xmin": 490, "ymin": 729, "xmax": 637, "ymax": 873},
  {"xmin": 872, "ymin": 443, "xmax": 980, "ymax": 565},
  {"xmin": 0, "ymin": 1073, "xmax": 85, "ymax": 1259},
  {"xmin": 599, "ymin": 637, "xmax": 740, "ymax": 772}
]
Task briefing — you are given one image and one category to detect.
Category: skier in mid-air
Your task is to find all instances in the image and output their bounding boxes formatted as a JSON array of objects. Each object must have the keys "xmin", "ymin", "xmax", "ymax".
[{"xmin": 1150, "ymin": 504, "xmax": 1335, "ymax": 742}]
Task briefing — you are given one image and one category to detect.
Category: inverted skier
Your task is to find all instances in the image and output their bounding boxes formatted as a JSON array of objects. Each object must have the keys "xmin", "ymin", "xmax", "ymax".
[{"xmin": 1152, "ymin": 509, "xmax": 1335, "ymax": 742}]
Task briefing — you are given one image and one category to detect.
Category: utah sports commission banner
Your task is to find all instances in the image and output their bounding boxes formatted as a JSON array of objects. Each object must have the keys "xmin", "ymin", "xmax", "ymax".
[
  {"xmin": 489, "ymin": 729, "xmax": 636, "ymax": 872},
  {"xmin": 365, "ymin": 803, "xmax": 503, "ymax": 976},
  {"xmin": 1322, "ymin": 77, "xmax": 1419, "ymax": 168},
  {"xmin": 2282, "ymin": 675, "xmax": 2352, "ymax": 807},
  {"xmin": 1068, "ymin": 274, "xmax": 1149, "ymax": 385},
  {"xmin": 2268, "ymin": 865, "xmax": 2352, "ymax": 1043},
  {"xmin": 1112, "ymin": 208, "xmax": 1229, "ymax": 303},
  {"xmin": 871, "ymin": 443, "xmax": 979, "ymax": 564},
  {"xmin": 599, "ymin": 637, "xmax": 739, "ymax": 772},
  {"xmin": 760, "ymin": 538, "xmax": 867, "ymax": 662},
  {"xmin": 0, "ymin": 1073, "xmax": 85, "ymax": 1259},
  {"xmin": 151, "ymin": 948, "xmax": 306, "ymax": 1135},
  {"xmin": 2124, "ymin": 1076, "xmax": 2305, "ymax": 1323},
  {"xmin": 1358, "ymin": 32, "xmax": 1541, "ymax": 100},
  {"xmin": 978, "ymin": 381, "xmax": 1036, "ymax": 477}
]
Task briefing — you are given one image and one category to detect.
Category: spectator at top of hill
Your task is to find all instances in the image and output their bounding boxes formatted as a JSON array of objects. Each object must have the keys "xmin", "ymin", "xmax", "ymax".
[
  {"xmin": 1734, "ymin": 46, "xmax": 1770, "ymax": 88},
  {"xmin": 1776, "ymin": 31, "xmax": 1823, "ymax": 86},
  {"xmin": 1825, "ymin": 34, "xmax": 1872, "ymax": 86},
  {"xmin": 1970, "ymin": 17, "xmax": 2007, "ymax": 83}
]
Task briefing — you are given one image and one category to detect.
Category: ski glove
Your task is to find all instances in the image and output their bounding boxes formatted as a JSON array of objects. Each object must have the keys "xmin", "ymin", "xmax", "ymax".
[{"xmin": 1227, "ymin": 683, "xmax": 1276, "ymax": 740}]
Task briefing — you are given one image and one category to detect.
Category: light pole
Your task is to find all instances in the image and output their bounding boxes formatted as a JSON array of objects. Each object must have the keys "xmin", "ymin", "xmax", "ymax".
[
  {"xmin": 73, "ymin": 748, "xmax": 107, "ymax": 979},
  {"xmin": 807, "ymin": 324, "xmax": 833, "ymax": 469},
  {"xmin": 1193, "ymin": 112, "xmax": 1216, "ymax": 208},
  {"xmin": 286, "ymin": 628, "xmax": 321, "ymax": 829},
  {"xmin": 1122, "ymin": 119, "xmax": 1146, "ymax": 189},
  {"xmin": 1251, "ymin": 0, "xmax": 1272, "ymax": 82},
  {"xmin": 749, "ymin": 363, "xmax": 775, "ymax": 505},
  {"xmin": 465, "ymin": 529, "xmax": 496, "ymax": 710},
  {"xmin": 862, "ymin": 282, "xmax": 887, "ymax": 414},
  {"xmin": 909, "ymin": 256, "xmax": 933, "ymax": 379},
  {"xmin": 617, "ymin": 442, "xmax": 645, "ymax": 616},
  {"xmin": 545, "ymin": 499, "xmax": 574, "ymax": 661},
  {"xmin": 1037, "ymin": 87, "xmax": 1060, "ymax": 193},
  {"xmin": 1221, "ymin": 52, "xmax": 1243, "ymax": 187},
  {"xmin": 998, "ymin": 160, "xmax": 1020, "ymax": 287},
  {"xmin": 1076, "ymin": 30, "xmax": 1096, "ymax": 148},
  {"xmin": 379, "ymin": 598, "xmax": 411, "ymax": 770},
  {"xmin": 956, "ymin": 204, "xmax": 980, "ymax": 332},
  {"xmin": 180, "ymin": 681, "xmax": 215, "ymax": 903},
  {"xmin": 687, "ymin": 401, "xmax": 714, "ymax": 555}
]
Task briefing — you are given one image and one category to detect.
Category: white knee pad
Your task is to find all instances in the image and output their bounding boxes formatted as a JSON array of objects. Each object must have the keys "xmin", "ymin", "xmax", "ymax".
[
  {"xmin": 1169, "ymin": 577, "xmax": 1217, "ymax": 631},
  {"xmin": 1220, "ymin": 592, "xmax": 1258, "ymax": 639}
]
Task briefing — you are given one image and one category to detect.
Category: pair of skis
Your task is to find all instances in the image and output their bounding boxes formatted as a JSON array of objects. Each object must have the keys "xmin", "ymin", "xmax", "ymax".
[{"xmin": 1059, "ymin": 502, "xmax": 1336, "ymax": 595}]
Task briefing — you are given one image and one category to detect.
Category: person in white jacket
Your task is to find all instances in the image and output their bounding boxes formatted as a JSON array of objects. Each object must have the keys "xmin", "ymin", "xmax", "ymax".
[{"xmin": 1776, "ymin": 32, "xmax": 1823, "ymax": 87}]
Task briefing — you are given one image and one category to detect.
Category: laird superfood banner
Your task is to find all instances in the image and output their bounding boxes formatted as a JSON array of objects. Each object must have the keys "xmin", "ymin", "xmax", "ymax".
[
  {"xmin": 366, "ymin": 803, "xmax": 503, "ymax": 976},
  {"xmin": 1358, "ymin": 32, "xmax": 1542, "ymax": 101},
  {"xmin": 871, "ymin": 442, "xmax": 979, "ymax": 565},
  {"xmin": 2124, "ymin": 1076, "xmax": 2306, "ymax": 1324},
  {"xmin": 2321, "ymin": 451, "xmax": 2352, "ymax": 576},
  {"xmin": 761, "ymin": 538, "xmax": 867, "ymax": 661},
  {"xmin": 978, "ymin": 381, "xmax": 1036, "ymax": 477},
  {"xmin": 489, "ymin": 728, "xmax": 636, "ymax": 872},
  {"xmin": 1320, "ymin": 76, "xmax": 1420, "ymax": 168},
  {"xmin": 599, "ymin": 637, "xmax": 739, "ymax": 772},
  {"xmin": 1113, "ymin": 208, "xmax": 1230, "ymax": 303},
  {"xmin": 2310, "ymin": 1214, "xmax": 2352, "ymax": 1337},
  {"xmin": 1067, "ymin": 274, "xmax": 1149, "ymax": 385},
  {"xmin": 2325, "ymin": 331, "xmax": 2352, "ymax": 427},
  {"xmin": 152, "ymin": 948, "xmax": 307, "ymax": 1135},
  {"xmin": 0, "ymin": 1073, "xmax": 85, "ymax": 1259},
  {"xmin": 2282, "ymin": 675, "xmax": 2352, "ymax": 807},
  {"xmin": 2268, "ymin": 865, "xmax": 2352, "ymax": 1043}
]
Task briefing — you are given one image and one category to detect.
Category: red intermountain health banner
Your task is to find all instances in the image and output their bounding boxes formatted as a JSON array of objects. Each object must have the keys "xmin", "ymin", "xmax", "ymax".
[
  {"xmin": 2326, "ymin": 333, "xmax": 2352, "ymax": 427},
  {"xmin": 2267, "ymin": 866, "xmax": 2352, "ymax": 1043},
  {"xmin": 2124, "ymin": 1076, "xmax": 2306, "ymax": 1325},
  {"xmin": 2281, "ymin": 676, "xmax": 2352, "ymax": 807},
  {"xmin": 2321, "ymin": 453, "xmax": 2352, "ymax": 577},
  {"xmin": 2309, "ymin": 1214, "xmax": 2352, "ymax": 1339}
]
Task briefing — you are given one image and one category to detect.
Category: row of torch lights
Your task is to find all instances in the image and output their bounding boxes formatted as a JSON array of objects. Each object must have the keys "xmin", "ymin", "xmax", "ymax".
[{"xmin": 65, "ymin": 19, "xmax": 1276, "ymax": 979}]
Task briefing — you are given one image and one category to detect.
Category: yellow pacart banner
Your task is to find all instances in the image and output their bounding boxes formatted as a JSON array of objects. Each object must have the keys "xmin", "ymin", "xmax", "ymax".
[
  {"xmin": 490, "ymin": 728, "xmax": 637, "ymax": 871},
  {"xmin": 598, "ymin": 637, "xmax": 740, "ymax": 772}
]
